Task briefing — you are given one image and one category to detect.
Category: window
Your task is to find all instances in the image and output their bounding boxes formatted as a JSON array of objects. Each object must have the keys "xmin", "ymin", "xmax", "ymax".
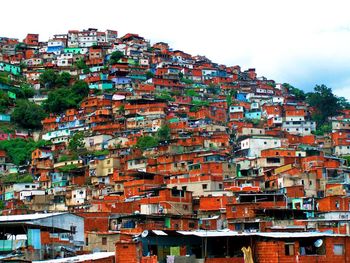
[
  {"xmin": 189, "ymin": 222, "xmax": 195, "ymax": 228},
  {"xmin": 219, "ymin": 184, "xmax": 223, "ymax": 190},
  {"xmin": 299, "ymin": 239, "xmax": 325, "ymax": 255},
  {"xmin": 231, "ymin": 206, "xmax": 237, "ymax": 212},
  {"xmin": 334, "ymin": 244, "xmax": 344, "ymax": 255},
  {"xmin": 102, "ymin": 237, "xmax": 107, "ymax": 245},
  {"xmin": 202, "ymin": 184, "xmax": 208, "ymax": 190},
  {"xmin": 285, "ymin": 243, "xmax": 295, "ymax": 256},
  {"xmin": 86, "ymin": 237, "xmax": 89, "ymax": 246}
]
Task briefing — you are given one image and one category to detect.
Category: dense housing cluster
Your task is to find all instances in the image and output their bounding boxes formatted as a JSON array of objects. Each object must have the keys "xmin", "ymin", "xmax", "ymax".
[{"xmin": 0, "ymin": 28, "xmax": 350, "ymax": 262}]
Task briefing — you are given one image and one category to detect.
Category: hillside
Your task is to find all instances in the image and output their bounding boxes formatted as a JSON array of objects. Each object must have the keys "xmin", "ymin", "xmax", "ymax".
[{"xmin": 0, "ymin": 28, "xmax": 350, "ymax": 261}]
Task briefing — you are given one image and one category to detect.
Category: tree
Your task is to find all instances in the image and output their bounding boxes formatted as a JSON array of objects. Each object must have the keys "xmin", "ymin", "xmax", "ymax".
[
  {"xmin": 39, "ymin": 69, "xmax": 58, "ymax": 89},
  {"xmin": 43, "ymin": 87, "xmax": 77, "ymax": 113},
  {"xmin": 109, "ymin": 51, "xmax": 124, "ymax": 65},
  {"xmin": 56, "ymin": 72, "xmax": 71, "ymax": 87},
  {"xmin": 68, "ymin": 131, "xmax": 85, "ymax": 153},
  {"xmin": 39, "ymin": 70, "xmax": 71, "ymax": 89},
  {"xmin": 0, "ymin": 91, "xmax": 12, "ymax": 113},
  {"xmin": 283, "ymin": 83, "xmax": 306, "ymax": 100},
  {"xmin": 313, "ymin": 123, "xmax": 332, "ymax": 136},
  {"xmin": 71, "ymin": 80, "xmax": 89, "ymax": 98},
  {"xmin": 185, "ymin": 89, "xmax": 199, "ymax": 97},
  {"xmin": 20, "ymin": 84, "xmax": 35, "ymax": 98},
  {"xmin": 338, "ymin": 96, "xmax": 350, "ymax": 109},
  {"xmin": 157, "ymin": 125, "xmax": 171, "ymax": 141},
  {"xmin": 12, "ymin": 99, "xmax": 46, "ymax": 129},
  {"xmin": 146, "ymin": 71, "xmax": 154, "ymax": 80},
  {"xmin": 0, "ymin": 138, "xmax": 49, "ymax": 165},
  {"xmin": 75, "ymin": 58, "xmax": 89, "ymax": 71},
  {"xmin": 43, "ymin": 81, "xmax": 89, "ymax": 113},
  {"xmin": 307, "ymin": 84, "xmax": 341, "ymax": 125},
  {"xmin": 207, "ymin": 83, "xmax": 221, "ymax": 95},
  {"xmin": 136, "ymin": 136, "xmax": 158, "ymax": 150},
  {"xmin": 156, "ymin": 91, "xmax": 175, "ymax": 102}
]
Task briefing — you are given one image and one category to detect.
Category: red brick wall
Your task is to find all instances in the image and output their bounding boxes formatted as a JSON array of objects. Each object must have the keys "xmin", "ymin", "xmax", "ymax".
[
  {"xmin": 254, "ymin": 237, "xmax": 350, "ymax": 263},
  {"xmin": 115, "ymin": 242, "xmax": 142, "ymax": 263},
  {"xmin": 205, "ymin": 258, "xmax": 244, "ymax": 263},
  {"xmin": 77, "ymin": 212, "xmax": 110, "ymax": 232}
]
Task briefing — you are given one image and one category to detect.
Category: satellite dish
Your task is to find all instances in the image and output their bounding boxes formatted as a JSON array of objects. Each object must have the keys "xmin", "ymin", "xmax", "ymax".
[
  {"xmin": 314, "ymin": 239, "xmax": 323, "ymax": 248},
  {"xmin": 141, "ymin": 230, "xmax": 149, "ymax": 238}
]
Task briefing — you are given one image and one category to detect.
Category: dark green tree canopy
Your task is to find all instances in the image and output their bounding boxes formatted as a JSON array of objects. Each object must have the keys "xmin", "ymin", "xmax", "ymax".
[
  {"xmin": 43, "ymin": 80, "xmax": 89, "ymax": 114},
  {"xmin": 136, "ymin": 135, "xmax": 158, "ymax": 150},
  {"xmin": 283, "ymin": 83, "xmax": 306, "ymax": 100},
  {"xmin": 307, "ymin": 84, "xmax": 342, "ymax": 125},
  {"xmin": 109, "ymin": 51, "xmax": 124, "ymax": 65},
  {"xmin": 39, "ymin": 70, "xmax": 71, "ymax": 89},
  {"xmin": 0, "ymin": 91, "xmax": 12, "ymax": 113},
  {"xmin": 68, "ymin": 131, "xmax": 86, "ymax": 153},
  {"xmin": 0, "ymin": 138, "xmax": 49, "ymax": 165},
  {"xmin": 12, "ymin": 99, "xmax": 46, "ymax": 129},
  {"xmin": 157, "ymin": 125, "xmax": 171, "ymax": 141}
]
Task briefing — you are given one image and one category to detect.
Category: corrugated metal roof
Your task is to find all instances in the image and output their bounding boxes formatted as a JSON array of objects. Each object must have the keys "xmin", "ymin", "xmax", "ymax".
[
  {"xmin": 0, "ymin": 213, "xmax": 66, "ymax": 222},
  {"xmin": 175, "ymin": 230, "xmax": 346, "ymax": 238},
  {"xmin": 152, "ymin": 230, "xmax": 168, "ymax": 236},
  {"xmin": 33, "ymin": 252, "xmax": 115, "ymax": 263}
]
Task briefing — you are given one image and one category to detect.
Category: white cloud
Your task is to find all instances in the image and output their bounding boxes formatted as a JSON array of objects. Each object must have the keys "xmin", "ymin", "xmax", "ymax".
[{"xmin": 2, "ymin": 0, "xmax": 350, "ymax": 96}]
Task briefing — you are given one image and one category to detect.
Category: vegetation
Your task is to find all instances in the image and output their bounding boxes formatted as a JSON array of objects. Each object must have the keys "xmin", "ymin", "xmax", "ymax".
[
  {"xmin": 226, "ymin": 90, "xmax": 237, "ymax": 107},
  {"xmin": 136, "ymin": 135, "xmax": 158, "ymax": 150},
  {"xmin": 43, "ymin": 80, "xmax": 89, "ymax": 113},
  {"xmin": 58, "ymin": 154, "xmax": 78, "ymax": 162},
  {"xmin": 109, "ymin": 51, "xmax": 124, "ymax": 65},
  {"xmin": 283, "ymin": 83, "xmax": 306, "ymax": 100},
  {"xmin": 12, "ymin": 99, "xmax": 46, "ymax": 129},
  {"xmin": 0, "ymin": 139, "xmax": 49, "ymax": 165},
  {"xmin": 185, "ymin": 89, "xmax": 199, "ymax": 97},
  {"xmin": 145, "ymin": 71, "xmax": 154, "ymax": 80},
  {"xmin": 190, "ymin": 100, "xmax": 210, "ymax": 112},
  {"xmin": 68, "ymin": 131, "xmax": 86, "ymax": 153},
  {"xmin": 181, "ymin": 78, "xmax": 194, "ymax": 85},
  {"xmin": 156, "ymin": 91, "xmax": 175, "ymax": 101},
  {"xmin": 3, "ymin": 173, "xmax": 33, "ymax": 183},
  {"xmin": 342, "ymin": 156, "xmax": 350, "ymax": 167},
  {"xmin": 75, "ymin": 58, "xmax": 89, "ymax": 72},
  {"xmin": 15, "ymin": 84, "xmax": 35, "ymax": 99},
  {"xmin": 207, "ymin": 84, "xmax": 221, "ymax": 95},
  {"xmin": 91, "ymin": 149, "xmax": 109, "ymax": 156},
  {"xmin": 39, "ymin": 70, "xmax": 71, "ymax": 89},
  {"xmin": 307, "ymin": 84, "xmax": 341, "ymax": 125},
  {"xmin": 157, "ymin": 125, "xmax": 171, "ymax": 141},
  {"xmin": 58, "ymin": 164, "xmax": 79, "ymax": 172},
  {"xmin": 313, "ymin": 123, "xmax": 332, "ymax": 136},
  {"xmin": 0, "ymin": 91, "xmax": 12, "ymax": 113},
  {"xmin": 0, "ymin": 72, "xmax": 10, "ymax": 85}
]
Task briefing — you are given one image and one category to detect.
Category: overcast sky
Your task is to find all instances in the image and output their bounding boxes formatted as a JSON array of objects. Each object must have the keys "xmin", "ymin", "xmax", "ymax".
[{"xmin": 2, "ymin": 0, "xmax": 350, "ymax": 98}]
